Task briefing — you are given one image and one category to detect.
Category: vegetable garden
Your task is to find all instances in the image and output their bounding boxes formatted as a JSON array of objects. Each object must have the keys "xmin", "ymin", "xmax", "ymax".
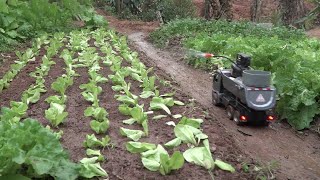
[
  {"xmin": 150, "ymin": 19, "xmax": 320, "ymax": 130},
  {"xmin": 0, "ymin": 27, "xmax": 253, "ymax": 179}
]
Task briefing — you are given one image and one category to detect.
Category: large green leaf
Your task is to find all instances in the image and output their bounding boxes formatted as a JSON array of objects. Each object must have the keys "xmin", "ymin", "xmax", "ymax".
[
  {"xmin": 0, "ymin": 119, "xmax": 80, "ymax": 179},
  {"xmin": 141, "ymin": 145, "xmax": 184, "ymax": 175},
  {"xmin": 174, "ymin": 124, "xmax": 197, "ymax": 145},
  {"xmin": 90, "ymin": 119, "xmax": 109, "ymax": 134},
  {"xmin": 126, "ymin": 141, "xmax": 156, "ymax": 153},
  {"xmin": 183, "ymin": 139, "xmax": 215, "ymax": 170},
  {"xmin": 120, "ymin": 128, "xmax": 145, "ymax": 141},
  {"xmin": 0, "ymin": 0, "xmax": 9, "ymax": 13},
  {"xmin": 215, "ymin": 159, "xmax": 235, "ymax": 173},
  {"xmin": 79, "ymin": 157, "xmax": 108, "ymax": 178},
  {"xmin": 45, "ymin": 103, "xmax": 68, "ymax": 127}
]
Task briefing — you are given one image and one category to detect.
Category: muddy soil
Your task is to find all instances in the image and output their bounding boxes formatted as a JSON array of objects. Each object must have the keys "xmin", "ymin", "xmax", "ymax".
[{"xmin": 126, "ymin": 32, "xmax": 320, "ymax": 180}]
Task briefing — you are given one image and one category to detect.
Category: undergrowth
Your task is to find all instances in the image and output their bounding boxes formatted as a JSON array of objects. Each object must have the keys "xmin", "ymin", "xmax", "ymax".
[{"xmin": 150, "ymin": 19, "xmax": 320, "ymax": 130}]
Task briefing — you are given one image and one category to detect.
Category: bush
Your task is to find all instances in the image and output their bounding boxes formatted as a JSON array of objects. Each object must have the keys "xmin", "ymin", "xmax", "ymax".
[
  {"xmin": 0, "ymin": 0, "xmax": 107, "ymax": 51},
  {"xmin": 150, "ymin": 19, "xmax": 320, "ymax": 130},
  {"xmin": 105, "ymin": 0, "xmax": 196, "ymax": 22},
  {"xmin": 157, "ymin": 0, "xmax": 196, "ymax": 22},
  {"xmin": 0, "ymin": 118, "xmax": 80, "ymax": 179}
]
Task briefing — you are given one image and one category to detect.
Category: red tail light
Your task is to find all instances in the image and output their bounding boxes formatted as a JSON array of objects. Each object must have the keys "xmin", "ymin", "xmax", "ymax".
[
  {"xmin": 267, "ymin": 115, "xmax": 275, "ymax": 121},
  {"xmin": 240, "ymin": 115, "xmax": 247, "ymax": 121},
  {"xmin": 204, "ymin": 53, "xmax": 214, "ymax": 58}
]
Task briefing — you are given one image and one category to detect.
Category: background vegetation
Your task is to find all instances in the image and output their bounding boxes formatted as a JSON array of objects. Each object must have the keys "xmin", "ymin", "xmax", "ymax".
[
  {"xmin": 150, "ymin": 19, "xmax": 320, "ymax": 130},
  {"xmin": 0, "ymin": 0, "xmax": 107, "ymax": 51}
]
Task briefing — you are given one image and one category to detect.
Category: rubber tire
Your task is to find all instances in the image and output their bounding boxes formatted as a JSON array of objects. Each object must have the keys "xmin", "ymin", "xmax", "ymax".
[
  {"xmin": 212, "ymin": 92, "xmax": 221, "ymax": 106},
  {"xmin": 233, "ymin": 110, "xmax": 245, "ymax": 126},
  {"xmin": 226, "ymin": 105, "xmax": 234, "ymax": 120}
]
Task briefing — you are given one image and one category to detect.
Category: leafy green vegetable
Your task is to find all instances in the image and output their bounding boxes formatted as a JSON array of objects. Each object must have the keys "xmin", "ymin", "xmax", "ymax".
[
  {"xmin": 51, "ymin": 76, "xmax": 73, "ymax": 95},
  {"xmin": 86, "ymin": 149, "xmax": 105, "ymax": 162},
  {"xmin": 0, "ymin": 119, "xmax": 80, "ymax": 179},
  {"xmin": 80, "ymin": 83, "xmax": 102, "ymax": 107},
  {"xmin": 90, "ymin": 119, "xmax": 109, "ymax": 134},
  {"xmin": 178, "ymin": 117, "xmax": 203, "ymax": 129},
  {"xmin": 45, "ymin": 103, "xmax": 68, "ymax": 127},
  {"xmin": 118, "ymin": 104, "xmax": 132, "ymax": 116},
  {"xmin": 0, "ymin": 101, "xmax": 28, "ymax": 123},
  {"xmin": 152, "ymin": 115, "xmax": 168, "ymax": 120},
  {"xmin": 183, "ymin": 139, "xmax": 215, "ymax": 170},
  {"xmin": 215, "ymin": 159, "xmax": 236, "ymax": 173},
  {"xmin": 21, "ymin": 85, "xmax": 46, "ymax": 105},
  {"xmin": 141, "ymin": 145, "xmax": 184, "ymax": 175},
  {"xmin": 164, "ymin": 138, "xmax": 182, "ymax": 148},
  {"xmin": 122, "ymin": 105, "xmax": 151, "ymax": 135},
  {"xmin": 140, "ymin": 91, "xmax": 155, "ymax": 99},
  {"xmin": 126, "ymin": 141, "xmax": 156, "ymax": 153},
  {"xmin": 83, "ymin": 134, "xmax": 111, "ymax": 148},
  {"xmin": 79, "ymin": 157, "xmax": 108, "ymax": 178},
  {"xmin": 120, "ymin": 127, "xmax": 145, "ymax": 141},
  {"xmin": 45, "ymin": 95, "xmax": 66, "ymax": 104},
  {"xmin": 150, "ymin": 97, "xmax": 173, "ymax": 115},
  {"xmin": 84, "ymin": 106, "xmax": 108, "ymax": 121}
]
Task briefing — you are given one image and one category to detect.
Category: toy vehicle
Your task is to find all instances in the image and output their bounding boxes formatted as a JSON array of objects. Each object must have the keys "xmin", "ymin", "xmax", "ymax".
[{"xmin": 211, "ymin": 53, "xmax": 276, "ymax": 125}]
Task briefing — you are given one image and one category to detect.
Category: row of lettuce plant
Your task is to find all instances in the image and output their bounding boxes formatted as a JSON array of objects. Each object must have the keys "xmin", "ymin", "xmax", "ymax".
[
  {"xmin": 0, "ymin": 34, "xmax": 48, "ymax": 92},
  {"xmin": 94, "ymin": 28, "xmax": 236, "ymax": 176},
  {"xmin": 67, "ymin": 30, "xmax": 110, "ymax": 178},
  {"xmin": 0, "ymin": 32, "xmax": 83, "ymax": 179},
  {"xmin": 1, "ymin": 32, "xmax": 64, "ymax": 124},
  {"xmin": 78, "ymin": 30, "xmax": 110, "ymax": 178}
]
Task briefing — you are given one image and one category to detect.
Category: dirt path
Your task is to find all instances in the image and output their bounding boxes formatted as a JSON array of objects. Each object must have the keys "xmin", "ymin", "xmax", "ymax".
[{"xmin": 127, "ymin": 32, "xmax": 320, "ymax": 180}]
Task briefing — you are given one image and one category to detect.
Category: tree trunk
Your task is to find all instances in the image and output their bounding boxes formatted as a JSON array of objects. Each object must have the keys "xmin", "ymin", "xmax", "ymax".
[
  {"xmin": 204, "ymin": 0, "xmax": 232, "ymax": 20},
  {"xmin": 279, "ymin": 0, "xmax": 306, "ymax": 27},
  {"xmin": 115, "ymin": 0, "xmax": 122, "ymax": 14},
  {"xmin": 220, "ymin": 0, "xmax": 233, "ymax": 20},
  {"xmin": 250, "ymin": 0, "xmax": 263, "ymax": 22}
]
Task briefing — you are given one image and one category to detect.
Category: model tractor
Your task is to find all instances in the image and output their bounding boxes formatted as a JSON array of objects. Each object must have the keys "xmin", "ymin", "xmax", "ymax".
[{"xmin": 210, "ymin": 53, "xmax": 276, "ymax": 126}]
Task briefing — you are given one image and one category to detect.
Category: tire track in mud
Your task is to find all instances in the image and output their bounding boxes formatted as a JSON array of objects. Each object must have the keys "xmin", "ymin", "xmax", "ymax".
[{"xmin": 128, "ymin": 32, "xmax": 320, "ymax": 180}]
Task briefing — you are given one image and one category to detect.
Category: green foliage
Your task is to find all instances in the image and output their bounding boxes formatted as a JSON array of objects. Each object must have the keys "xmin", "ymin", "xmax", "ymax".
[
  {"xmin": 120, "ymin": 127, "xmax": 145, "ymax": 141},
  {"xmin": 183, "ymin": 139, "xmax": 235, "ymax": 172},
  {"xmin": 150, "ymin": 19, "xmax": 305, "ymax": 47},
  {"xmin": 0, "ymin": 118, "xmax": 80, "ymax": 179},
  {"xmin": 0, "ymin": 0, "xmax": 107, "ymax": 49},
  {"xmin": 86, "ymin": 149, "xmax": 105, "ymax": 162},
  {"xmin": 141, "ymin": 145, "xmax": 184, "ymax": 175},
  {"xmin": 126, "ymin": 141, "xmax": 156, "ymax": 153},
  {"xmin": 156, "ymin": 0, "xmax": 196, "ymax": 22},
  {"xmin": 45, "ymin": 103, "xmax": 69, "ymax": 127},
  {"xmin": 150, "ymin": 96, "xmax": 184, "ymax": 115},
  {"xmin": 106, "ymin": 0, "xmax": 195, "ymax": 22},
  {"xmin": 79, "ymin": 157, "xmax": 108, "ymax": 178},
  {"xmin": 83, "ymin": 134, "xmax": 112, "ymax": 148},
  {"xmin": 90, "ymin": 119, "xmax": 110, "ymax": 134},
  {"xmin": 150, "ymin": 19, "xmax": 320, "ymax": 130}
]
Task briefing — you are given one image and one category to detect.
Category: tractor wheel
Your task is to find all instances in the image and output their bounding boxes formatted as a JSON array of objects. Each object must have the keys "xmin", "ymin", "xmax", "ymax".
[
  {"xmin": 233, "ymin": 110, "xmax": 245, "ymax": 126},
  {"xmin": 212, "ymin": 92, "xmax": 221, "ymax": 106},
  {"xmin": 226, "ymin": 105, "xmax": 234, "ymax": 120}
]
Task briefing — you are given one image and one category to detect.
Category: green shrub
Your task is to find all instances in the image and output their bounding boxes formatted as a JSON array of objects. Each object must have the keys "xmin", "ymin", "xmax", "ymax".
[
  {"xmin": 0, "ymin": 118, "xmax": 80, "ymax": 179},
  {"xmin": 157, "ymin": 0, "xmax": 196, "ymax": 22},
  {"xmin": 150, "ymin": 19, "xmax": 320, "ymax": 130},
  {"xmin": 0, "ymin": 0, "xmax": 107, "ymax": 51}
]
